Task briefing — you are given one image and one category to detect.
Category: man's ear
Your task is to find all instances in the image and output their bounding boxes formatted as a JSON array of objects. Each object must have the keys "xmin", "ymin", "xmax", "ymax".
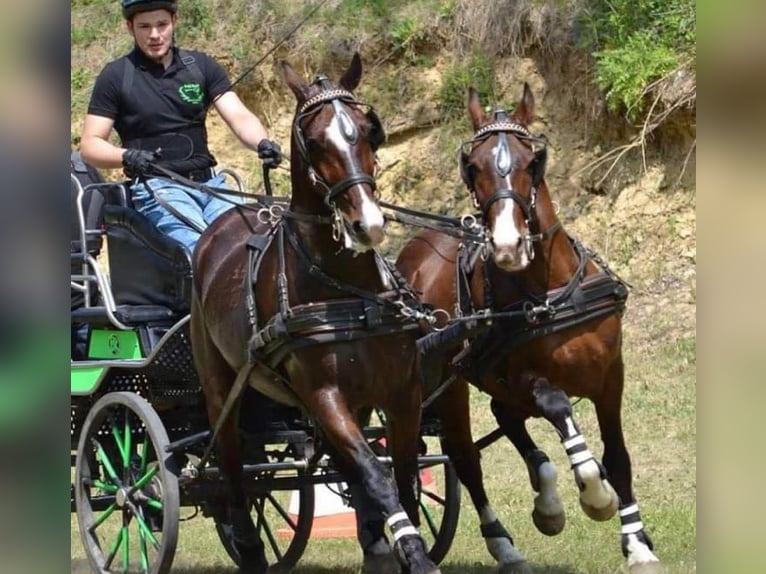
[{"xmin": 126, "ymin": 20, "xmax": 134, "ymax": 37}]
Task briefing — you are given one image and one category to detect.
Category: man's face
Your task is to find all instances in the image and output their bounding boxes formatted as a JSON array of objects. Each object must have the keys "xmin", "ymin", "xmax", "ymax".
[{"xmin": 127, "ymin": 9, "xmax": 176, "ymax": 64}]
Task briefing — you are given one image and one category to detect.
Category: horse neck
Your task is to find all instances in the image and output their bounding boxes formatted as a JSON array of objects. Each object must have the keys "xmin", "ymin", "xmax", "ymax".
[
  {"xmin": 525, "ymin": 181, "xmax": 583, "ymax": 291},
  {"xmin": 482, "ymin": 181, "xmax": 583, "ymax": 304},
  {"xmin": 287, "ymin": 170, "xmax": 383, "ymax": 294}
]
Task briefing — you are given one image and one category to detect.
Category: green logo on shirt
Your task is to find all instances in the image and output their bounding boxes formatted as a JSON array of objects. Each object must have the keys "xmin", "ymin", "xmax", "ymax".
[{"xmin": 178, "ymin": 83, "xmax": 204, "ymax": 104}]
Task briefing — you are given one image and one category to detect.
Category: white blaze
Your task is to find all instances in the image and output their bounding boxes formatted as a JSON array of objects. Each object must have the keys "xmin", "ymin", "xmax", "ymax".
[
  {"xmin": 325, "ymin": 115, "xmax": 384, "ymax": 232},
  {"xmin": 489, "ymin": 144, "xmax": 522, "ymax": 251}
]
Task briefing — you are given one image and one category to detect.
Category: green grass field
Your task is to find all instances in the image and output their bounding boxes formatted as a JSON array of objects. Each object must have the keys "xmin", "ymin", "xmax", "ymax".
[{"xmin": 71, "ymin": 315, "xmax": 696, "ymax": 573}]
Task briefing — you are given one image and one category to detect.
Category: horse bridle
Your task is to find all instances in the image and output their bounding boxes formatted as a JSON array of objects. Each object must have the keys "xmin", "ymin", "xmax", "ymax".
[
  {"xmin": 459, "ymin": 110, "xmax": 558, "ymax": 256},
  {"xmin": 292, "ymin": 76, "xmax": 384, "ymax": 210}
]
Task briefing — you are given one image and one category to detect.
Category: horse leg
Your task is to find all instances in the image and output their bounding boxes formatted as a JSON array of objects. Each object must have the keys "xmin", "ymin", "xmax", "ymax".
[
  {"xmin": 435, "ymin": 385, "xmax": 531, "ymax": 574},
  {"xmin": 191, "ymin": 317, "xmax": 267, "ymax": 572},
  {"xmin": 490, "ymin": 398, "xmax": 566, "ymax": 536},
  {"xmin": 527, "ymin": 376, "xmax": 618, "ymax": 521},
  {"xmin": 347, "ymin": 481, "xmax": 401, "ymax": 574},
  {"xmin": 596, "ymin": 360, "xmax": 661, "ymax": 573},
  {"xmin": 308, "ymin": 387, "xmax": 439, "ymax": 574},
  {"xmin": 344, "ymin": 408, "xmax": 400, "ymax": 574}
]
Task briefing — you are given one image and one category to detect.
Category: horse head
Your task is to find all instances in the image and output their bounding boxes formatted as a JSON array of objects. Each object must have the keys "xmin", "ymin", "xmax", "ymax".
[
  {"xmin": 460, "ymin": 83, "xmax": 548, "ymax": 272},
  {"xmin": 281, "ymin": 53, "xmax": 386, "ymax": 251}
]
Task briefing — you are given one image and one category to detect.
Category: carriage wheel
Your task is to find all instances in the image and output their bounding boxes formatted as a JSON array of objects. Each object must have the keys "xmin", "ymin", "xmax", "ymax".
[
  {"xmin": 75, "ymin": 392, "xmax": 180, "ymax": 574},
  {"xmin": 417, "ymin": 436, "xmax": 461, "ymax": 564},
  {"xmin": 214, "ymin": 443, "xmax": 315, "ymax": 573}
]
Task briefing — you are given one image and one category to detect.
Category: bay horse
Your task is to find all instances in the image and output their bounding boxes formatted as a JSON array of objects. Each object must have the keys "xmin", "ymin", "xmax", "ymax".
[
  {"xmin": 191, "ymin": 54, "xmax": 439, "ymax": 574},
  {"xmin": 396, "ymin": 85, "xmax": 661, "ymax": 574}
]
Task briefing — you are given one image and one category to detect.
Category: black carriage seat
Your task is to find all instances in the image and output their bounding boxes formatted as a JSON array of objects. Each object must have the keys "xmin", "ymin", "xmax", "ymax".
[
  {"xmin": 70, "ymin": 150, "xmax": 193, "ymax": 327},
  {"xmin": 104, "ymin": 205, "xmax": 193, "ymax": 315},
  {"xmin": 101, "ymin": 166, "xmax": 248, "ymax": 318}
]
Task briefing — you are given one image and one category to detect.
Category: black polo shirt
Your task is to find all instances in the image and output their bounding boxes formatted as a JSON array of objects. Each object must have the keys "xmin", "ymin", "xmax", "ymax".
[{"xmin": 87, "ymin": 46, "xmax": 231, "ymax": 171}]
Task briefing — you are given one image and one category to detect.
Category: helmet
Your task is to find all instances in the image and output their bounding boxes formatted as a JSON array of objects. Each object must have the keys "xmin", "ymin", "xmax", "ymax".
[{"xmin": 121, "ymin": 0, "xmax": 178, "ymax": 19}]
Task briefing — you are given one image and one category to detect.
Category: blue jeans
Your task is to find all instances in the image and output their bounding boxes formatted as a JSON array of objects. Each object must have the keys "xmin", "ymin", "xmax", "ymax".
[{"xmin": 131, "ymin": 173, "xmax": 243, "ymax": 253}]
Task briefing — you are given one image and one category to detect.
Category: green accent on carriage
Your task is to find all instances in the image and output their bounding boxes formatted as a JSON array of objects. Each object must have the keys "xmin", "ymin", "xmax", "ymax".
[
  {"xmin": 71, "ymin": 366, "xmax": 105, "ymax": 395},
  {"xmin": 88, "ymin": 329, "xmax": 143, "ymax": 359}
]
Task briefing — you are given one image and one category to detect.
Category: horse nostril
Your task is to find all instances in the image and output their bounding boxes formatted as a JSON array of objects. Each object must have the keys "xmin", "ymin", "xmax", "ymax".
[{"xmin": 352, "ymin": 221, "xmax": 365, "ymax": 235}]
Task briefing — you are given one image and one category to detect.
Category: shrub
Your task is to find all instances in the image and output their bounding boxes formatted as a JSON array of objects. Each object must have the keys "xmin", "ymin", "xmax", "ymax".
[
  {"xmin": 578, "ymin": 0, "xmax": 696, "ymax": 119},
  {"xmin": 438, "ymin": 53, "xmax": 496, "ymax": 120}
]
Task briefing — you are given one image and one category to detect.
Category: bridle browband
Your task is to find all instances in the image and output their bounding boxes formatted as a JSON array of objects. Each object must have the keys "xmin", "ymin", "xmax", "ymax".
[
  {"xmin": 293, "ymin": 78, "xmax": 378, "ymax": 209},
  {"xmin": 460, "ymin": 110, "xmax": 560, "ymax": 253}
]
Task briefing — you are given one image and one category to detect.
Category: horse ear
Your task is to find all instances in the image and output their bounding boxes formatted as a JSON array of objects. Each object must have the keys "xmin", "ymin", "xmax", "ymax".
[
  {"xmin": 281, "ymin": 60, "xmax": 310, "ymax": 101},
  {"xmin": 339, "ymin": 52, "xmax": 362, "ymax": 92},
  {"xmin": 467, "ymin": 87, "xmax": 485, "ymax": 131},
  {"xmin": 513, "ymin": 82, "xmax": 535, "ymax": 126}
]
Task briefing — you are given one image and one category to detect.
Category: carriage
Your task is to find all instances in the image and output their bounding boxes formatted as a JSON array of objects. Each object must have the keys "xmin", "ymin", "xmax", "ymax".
[
  {"xmin": 71, "ymin": 57, "xmax": 660, "ymax": 574},
  {"xmin": 69, "ymin": 154, "xmax": 462, "ymax": 574}
]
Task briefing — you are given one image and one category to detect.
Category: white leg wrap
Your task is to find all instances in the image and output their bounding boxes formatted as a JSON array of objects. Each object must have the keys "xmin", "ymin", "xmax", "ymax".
[{"xmin": 387, "ymin": 511, "xmax": 419, "ymax": 543}]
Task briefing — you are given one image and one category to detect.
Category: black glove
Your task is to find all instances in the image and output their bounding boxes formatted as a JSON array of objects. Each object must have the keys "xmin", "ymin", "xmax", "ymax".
[
  {"xmin": 122, "ymin": 148, "xmax": 159, "ymax": 178},
  {"xmin": 257, "ymin": 139, "xmax": 282, "ymax": 169}
]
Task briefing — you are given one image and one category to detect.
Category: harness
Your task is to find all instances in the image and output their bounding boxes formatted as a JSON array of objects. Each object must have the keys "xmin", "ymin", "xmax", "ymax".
[
  {"xmin": 240, "ymin": 82, "xmax": 429, "ymax": 387},
  {"xmin": 457, "ymin": 238, "xmax": 629, "ymax": 387},
  {"xmin": 245, "ymin": 218, "xmax": 424, "ymax": 373},
  {"xmin": 417, "ymin": 111, "xmax": 630, "ymax": 405}
]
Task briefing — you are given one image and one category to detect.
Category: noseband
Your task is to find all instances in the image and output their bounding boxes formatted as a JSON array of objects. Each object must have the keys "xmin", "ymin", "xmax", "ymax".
[{"xmin": 293, "ymin": 76, "xmax": 379, "ymax": 209}]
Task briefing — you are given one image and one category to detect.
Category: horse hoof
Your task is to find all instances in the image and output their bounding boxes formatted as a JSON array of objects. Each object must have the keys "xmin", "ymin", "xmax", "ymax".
[
  {"xmin": 498, "ymin": 560, "xmax": 533, "ymax": 574},
  {"xmin": 532, "ymin": 506, "xmax": 565, "ymax": 536},
  {"xmin": 363, "ymin": 551, "xmax": 402, "ymax": 574},
  {"xmin": 629, "ymin": 560, "xmax": 664, "ymax": 574},
  {"xmin": 579, "ymin": 482, "xmax": 618, "ymax": 521}
]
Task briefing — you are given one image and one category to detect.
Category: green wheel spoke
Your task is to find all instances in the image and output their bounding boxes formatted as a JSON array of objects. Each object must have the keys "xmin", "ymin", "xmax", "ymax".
[
  {"xmin": 92, "ymin": 479, "xmax": 118, "ymax": 493},
  {"xmin": 139, "ymin": 525, "xmax": 150, "ymax": 572},
  {"xmin": 104, "ymin": 527, "xmax": 123, "ymax": 571},
  {"xmin": 124, "ymin": 407, "xmax": 132, "ymax": 469},
  {"xmin": 126, "ymin": 500, "xmax": 160, "ymax": 550},
  {"xmin": 91, "ymin": 502, "xmax": 118, "ymax": 530},
  {"xmin": 92, "ymin": 438, "xmax": 122, "ymax": 486},
  {"xmin": 145, "ymin": 497, "xmax": 163, "ymax": 511},
  {"xmin": 130, "ymin": 465, "xmax": 159, "ymax": 494},
  {"xmin": 111, "ymin": 424, "xmax": 128, "ymax": 469},
  {"xmin": 122, "ymin": 524, "xmax": 130, "ymax": 573}
]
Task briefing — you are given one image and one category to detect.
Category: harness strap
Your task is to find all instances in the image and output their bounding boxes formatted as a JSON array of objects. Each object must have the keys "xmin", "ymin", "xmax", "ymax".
[{"xmin": 196, "ymin": 362, "xmax": 255, "ymax": 470}]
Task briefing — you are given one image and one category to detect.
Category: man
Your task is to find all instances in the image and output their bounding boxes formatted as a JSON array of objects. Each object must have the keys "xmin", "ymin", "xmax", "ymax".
[{"xmin": 79, "ymin": 0, "xmax": 282, "ymax": 253}]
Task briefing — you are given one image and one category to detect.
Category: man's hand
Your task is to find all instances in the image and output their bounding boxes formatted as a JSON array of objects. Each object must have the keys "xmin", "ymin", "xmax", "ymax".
[
  {"xmin": 122, "ymin": 148, "xmax": 158, "ymax": 178},
  {"xmin": 257, "ymin": 139, "xmax": 282, "ymax": 169}
]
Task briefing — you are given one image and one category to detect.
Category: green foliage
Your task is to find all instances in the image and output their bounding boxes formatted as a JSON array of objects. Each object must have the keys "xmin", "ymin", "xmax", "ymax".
[
  {"xmin": 578, "ymin": 0, "xmax": 696, "ymax": 119},
  {"xmin": 438, "ymin": 53, "xmax": 496, "ymax": 121},
  {"xmin": 339, "ymin": 0, "xmax": 392, "ymax": 18},
  {"xmin": 390, "ymin": 17, "xmax": 426, "ymax": 62},
  {"xmin": 177, "ymin": 0, "xmax": 214, "ymax": 41}
]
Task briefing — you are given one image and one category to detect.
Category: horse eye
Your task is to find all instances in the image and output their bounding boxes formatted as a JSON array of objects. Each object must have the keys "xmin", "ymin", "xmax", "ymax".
[{"xmin": 306, "ymin": 139, "xmax": 322, "ymax": 153}]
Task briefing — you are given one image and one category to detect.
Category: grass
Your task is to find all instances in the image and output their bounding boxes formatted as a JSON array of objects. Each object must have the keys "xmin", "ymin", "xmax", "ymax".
[{"xmin": 71, "ymin": 321, "xmax": 696, "ymax": 573}]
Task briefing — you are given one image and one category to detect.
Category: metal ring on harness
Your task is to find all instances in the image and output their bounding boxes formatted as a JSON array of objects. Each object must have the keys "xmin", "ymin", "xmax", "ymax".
[
  {"xmin": 461, "ymin": 213, "xmax": 479, "ymax": 230},
  {"xmin": 269, "ymin": 203, "xmax": 285, "ymax": 221},
  {"xmin": 429, "ymin": 308, "xmax": 451, "ymax": 332}
]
